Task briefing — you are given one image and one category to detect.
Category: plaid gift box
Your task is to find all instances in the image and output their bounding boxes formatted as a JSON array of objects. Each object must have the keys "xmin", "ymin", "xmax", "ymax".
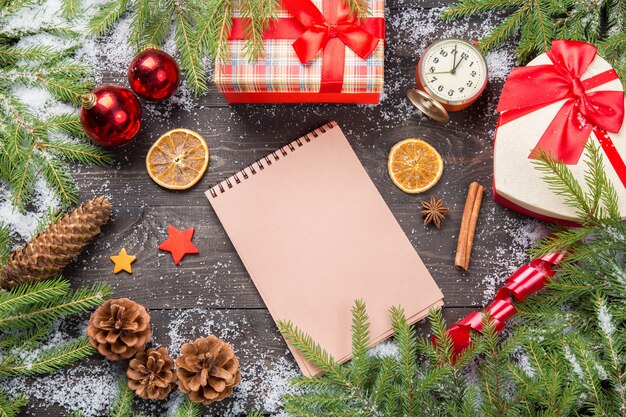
[{"xmin": 214, "ymin": 0, "xmax": 385, "ymax": 104}]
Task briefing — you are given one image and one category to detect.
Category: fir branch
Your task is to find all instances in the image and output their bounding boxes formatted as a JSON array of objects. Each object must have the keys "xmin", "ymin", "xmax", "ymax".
[
  {"xmin": 0, "ymin": 391, "xmax": 28, "ymax": 417},
  {"xmin": 0, "ymin": 223, "xmax": 10, "ymax": 265},
  {"xmin": 129, "ymin": 0, "xmax": 154, "ymax": 49},
  {"xmin": 478, "ymin": 5, "xmax": 529, "ymax": 52},
  {"xmin": 0, "ymin": 282, "xmax": 111, "ymax": 331},
  {"xmin": 277, "ymin": 320, "xmax": 348, "ymax": 386},
  {"xmin": 0, "ymin": 276, "xmax": 70, "ymax": 313},
  {"xmin": 0, "ymin": 45, "xmax": 61, "ymax": 66},
  {"xmin": 390, "ymin": 306, "xmax": 419, "ymax": 415},
  {"xmin": 196, "ymin": 0, "xmax": 233, "ymax": 66},
  {"xmin": 31, "ymin": 206, "xmax": 62, "ymax": 237},
  {"xmin": 171, "ymin": 396, "xmax": 201, "ymax": 417},
  {"xmin": 345, "ymin": 0, "xmax": 370, "ymax": 19},
  {"xmin": 239, "ymin": 0, "xmax": 277, "ymax": 61},
  {"xmin": 533, "ymin": 150, "xmax": 592, "ymax": 221},
  {"xmin": 442, "ymin": 0, "xmax": 526, "ymax": 19},
  {"xmin": 44, "ymin": 139, "xmax": 112, "ymax": 165},
  {"xmin": 108, "ymin": 381, "xmax": 135, "ymax": 417},
  {"xmin": 37, "ymin": 153, "xmax": 78, "ymax": 207},
  {"xmin": 9, "ymin": 144, "xmax": 36, "ymax": 211},
  {"xmin": 1, "ymin": 336, "xmax": 94, "ymax": 376},
  {"xmin": 60, "ymin": 0, "xmax": 81, "ymax": 19},
  {"xmin": 0, "ymin": 324, "xmax": 51, "ymax": 353},
  {"xmin": 35, "ymin": 114, "xmax": 85, "ymax": 138},
  {"xmin": 246, "ymin": 412, "xmax": 265, "ymax": 417},
  {"xmin": 349, "ymin": 299, "xmax": 370, "ymax": 390},
  {"xmin": 584, "ymin": 141, "xmax": 608, "ymax": 219},
  {"xmin": 138, "ymin": 0, "xmax": 174, "ymax": 49},
  {"xmin": 89, "ymin": 0, "xmax": 131, "ymax": 36},
  {"xmin": 173, "ymin": 0, "xmax": 207, "ymax": 96}
]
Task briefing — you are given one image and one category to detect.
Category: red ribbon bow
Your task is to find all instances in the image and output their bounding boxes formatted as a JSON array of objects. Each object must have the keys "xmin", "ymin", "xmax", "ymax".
[
  {"xmin": 497, "ymin": 40, "xmax": 624, "ymax": 165},
  {"xmin": 281, "ymin": 0, "xmax": 380, "ymax": 93},
  {"xmin": 282, "ymin": 0, "xmax": 379, "ymax": 64}
]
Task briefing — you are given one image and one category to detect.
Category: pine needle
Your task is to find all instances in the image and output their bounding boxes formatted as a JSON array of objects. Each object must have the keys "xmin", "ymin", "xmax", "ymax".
[
  {"xmin": 174, "ymin": 0, "xmax": 208, "ymax": 96},
  {"xmin": 107, "ymin": 380, "xmax": 135, "ymax": 417},
  {"xmin": 0, "ymin": 391, "xmax": 28, "ymax": 417},
  {"xmin": 171, "ymin": 396, "xmax": 201, "ymax": 417},
  {"xmin": 88, "ymin": 0, "xmax": 131, "ymax": 36},
  {"xmin": 0, "ymin": 282, "xmax": 111, "ymax": 331},
  {"xmin": 2, "ymin": 336, "xmax": 95, "ymax": 376},
  {"xmin": 0, "ymin": 223, "xmax": 11, "ymax": 264},
  {"xmin": 0, "ymin": 276, "xmax": 70, "ymax": 314}
]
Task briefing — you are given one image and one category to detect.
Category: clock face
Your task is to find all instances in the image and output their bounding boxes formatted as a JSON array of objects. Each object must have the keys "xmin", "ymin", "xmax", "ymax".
[{"xmin": 419, "ymin": 39, "xmax": 488, "ymax": 105}]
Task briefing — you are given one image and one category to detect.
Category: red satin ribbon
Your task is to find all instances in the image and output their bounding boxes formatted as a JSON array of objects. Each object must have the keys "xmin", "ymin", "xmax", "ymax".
[
  {"xmin": 229, "ymin": 0, "xmax": 383, "ymax": 94},
  {"xmin": 497, "ymin": 40, "xmax": 624, "ymax": 168},
  {"xmin": 442, "ymin": 251, "xmax": 566, "ymax": 355}
]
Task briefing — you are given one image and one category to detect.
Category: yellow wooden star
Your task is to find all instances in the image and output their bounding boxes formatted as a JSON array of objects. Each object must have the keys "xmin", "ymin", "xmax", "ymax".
[{"xmin": 110, "ymin": 248, "xmax": 136, "ymax": 274}]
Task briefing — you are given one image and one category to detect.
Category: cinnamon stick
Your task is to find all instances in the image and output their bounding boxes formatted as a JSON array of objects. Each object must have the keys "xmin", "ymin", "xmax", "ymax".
[{"xmin": 455, "ymin": 182, "xmax": 484, "ymax": 271}]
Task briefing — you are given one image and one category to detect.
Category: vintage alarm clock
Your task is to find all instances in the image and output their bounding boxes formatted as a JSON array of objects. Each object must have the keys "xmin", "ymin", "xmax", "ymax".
[{"xmin": 407, "ymin": 38, "xmax": 488, "ymax": 123}]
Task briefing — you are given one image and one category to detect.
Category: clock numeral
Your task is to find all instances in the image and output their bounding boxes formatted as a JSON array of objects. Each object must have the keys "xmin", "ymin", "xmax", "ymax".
[
  {"xmin": 429, "ymin": 66, "xmax": 435, "ymax": 73},
  {"xmin": 439, "ymin": 50, "xmax": 448, "ymax": 57},
  {"xmin": 471, "ymin": 70, "xmax": 477, "ymax": 77},
  {"xmin": 451, "ymin": 48, "xmax": 458, "ymax": 55},
  {"xmin": 467, "ymin": 80, "xmax": 473, "ymax": 87},
  {"xmin": 433, "ymin": 57, "xmax": 439, "ymax": 63},
  {"xmin": 438, "ymin": 85, "xmax": 444, "ymax": 92},
  {"xmin": 458, "ymin": 87, "xmax": 465, "ymax": 93},
  {"xmin": 460, "ymin": 52, "xmax": 469, "ymax": 60},
  {"xmin": 469, "ymin": 61, "xmax": 474, "ymax": 67},
  {"xmin": 430, "ymin": 76, "xmax": 438, "ymax": 82},
  {"xmin": 448, "ymin": 89, "xmax": 454, "ymax": 97}
]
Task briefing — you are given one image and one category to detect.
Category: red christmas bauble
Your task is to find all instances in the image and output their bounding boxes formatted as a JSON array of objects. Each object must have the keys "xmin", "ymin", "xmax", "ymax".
[
  {"xmin": 128, "ymin": 48, "xmax": 180, "ymax": 101},
  {"xmin": 80, "ymin": 85, "xmax": 142, "ymax": 147}
]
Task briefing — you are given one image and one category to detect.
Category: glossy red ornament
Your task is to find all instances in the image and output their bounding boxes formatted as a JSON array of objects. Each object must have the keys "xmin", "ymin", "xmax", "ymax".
[
  {"xmin": 128, "ymin": 48, "xmax": 180, "ymax": 101},
  {"xmin": 80, "ymin": 85, "xmax": 142, "ymax": 147}
]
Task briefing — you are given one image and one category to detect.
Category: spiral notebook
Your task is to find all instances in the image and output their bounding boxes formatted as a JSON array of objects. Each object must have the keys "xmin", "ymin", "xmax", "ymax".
[{"xmin": 206, "ymin": 122, "xmax": 443, "ymax": 376}]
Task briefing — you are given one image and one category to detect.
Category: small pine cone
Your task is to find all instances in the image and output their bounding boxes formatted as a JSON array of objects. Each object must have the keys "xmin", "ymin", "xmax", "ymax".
[
  {"xmin": 87, "ymin": 298, "xmax": 151, "ymax": 361},
  {"xmin": 0, "ymin": 196, "xmax": 112, "ymax": 289},
  {"xmin": 127, "ymin": 347, "xmax": 177, "ymax": 400},
  {"xmin": 176, "ymin": 336, "xmax": 242, "ymax": 405}
]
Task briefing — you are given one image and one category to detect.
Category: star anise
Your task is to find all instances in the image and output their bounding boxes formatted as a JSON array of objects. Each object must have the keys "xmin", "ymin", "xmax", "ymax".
[{"xmin": 420, "ymin": 196, "xmax": 449, "ymax": 229}]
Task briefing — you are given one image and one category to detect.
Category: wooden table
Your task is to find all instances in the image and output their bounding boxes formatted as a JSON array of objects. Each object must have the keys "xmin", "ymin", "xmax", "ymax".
[{"xmin": 20, "ymin": 1, "xmax": 537, "ymax": 415}]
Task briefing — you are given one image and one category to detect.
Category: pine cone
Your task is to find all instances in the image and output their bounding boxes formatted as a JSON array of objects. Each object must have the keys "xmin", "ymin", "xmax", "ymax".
[
  {"xmin": 0, "ymin": 196, "xmax": 112, "ymax": 289},
  {"xmin": 127, "ymin": 347, "xmax": 177, "ymax": 400},
  {"xmin": 176, "ymin": 336, "xmax": 242, "ymax": 405},
  {"xmin": 87, "ymin": 298, "xmax": 151, "ymax": 361}
]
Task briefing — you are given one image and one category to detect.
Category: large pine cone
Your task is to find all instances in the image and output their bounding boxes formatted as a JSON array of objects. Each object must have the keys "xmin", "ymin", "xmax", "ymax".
[
  {"xmin": 0, "ymin": 196, "xmax": 112, "ymax": 289},
  {"xmin": 87, "ymin": 298, "xmax": 151, "ymax": 361},
  {"xmin": 127, "ymin": 347, "xmax": 177, "ymax": 400},
  {"xmin": 176, "ymin": 336, "xmax": 242, "ymax": 405}
]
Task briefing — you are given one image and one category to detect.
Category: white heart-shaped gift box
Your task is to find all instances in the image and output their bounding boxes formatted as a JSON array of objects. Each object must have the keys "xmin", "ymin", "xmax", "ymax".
[{"xmin": 493, "ymin": 46, "xmax": 626, "ymax": 224}]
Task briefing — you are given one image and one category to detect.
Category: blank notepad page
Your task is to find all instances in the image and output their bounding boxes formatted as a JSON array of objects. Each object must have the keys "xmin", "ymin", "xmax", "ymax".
[{"xmin": 206, "ymin": 122, "xmax": 443, "ymax": 376}]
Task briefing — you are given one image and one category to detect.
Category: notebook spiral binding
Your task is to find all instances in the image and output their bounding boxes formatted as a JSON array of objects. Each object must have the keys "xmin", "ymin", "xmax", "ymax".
[{"xmin": 208, "ymin": 121, "xmax": 336, "ymax": 198}]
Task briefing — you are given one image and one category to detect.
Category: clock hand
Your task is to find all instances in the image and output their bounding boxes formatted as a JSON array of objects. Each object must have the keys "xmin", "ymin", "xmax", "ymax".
[
  {"xmin": 451, "ymin": 45, "xmax": 457, "ymax": 74},
  {"xmin": 428, "ymin": 71, "xmax": 452, "ymax": 75},
  {"xmin": 452, "ymin": 56, "xmax": 463, "ymax": 73}
]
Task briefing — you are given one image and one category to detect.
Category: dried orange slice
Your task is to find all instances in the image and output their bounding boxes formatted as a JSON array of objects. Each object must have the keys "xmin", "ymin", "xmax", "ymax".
[
  {"xmin": 388, "ymin": 138, "xmax": 443, "ymax": 194},
  {"xmin": 146, "ymin": 128, "xmax": 209, "ymax": 190}
]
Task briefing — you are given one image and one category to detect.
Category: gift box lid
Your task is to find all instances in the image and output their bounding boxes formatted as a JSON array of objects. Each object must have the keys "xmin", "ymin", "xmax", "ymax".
[
  {"xmin": 493, "ymin": 42, "xmax": 626, "ymax": 223},
  {"xmin": 214, "ymin": 0, "xmax": 385, "ymax": 96}
]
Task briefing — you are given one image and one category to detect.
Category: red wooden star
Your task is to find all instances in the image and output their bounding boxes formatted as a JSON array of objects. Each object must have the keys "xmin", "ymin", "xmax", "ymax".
[{"xmin": 158, "ymin": 224, "xmax": 199, "ymax": 265}]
